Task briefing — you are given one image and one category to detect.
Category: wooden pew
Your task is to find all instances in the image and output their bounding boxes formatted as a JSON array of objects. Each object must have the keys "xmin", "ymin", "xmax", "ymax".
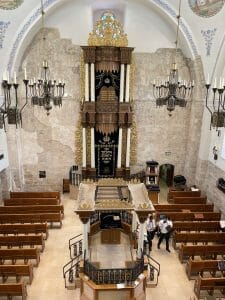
[
  {"xmin": 156, "ymin": 212, "xmax": 221, "ymax": 222},
  {"xmin": 0, "ymin": 248, "xmax": 40, "ymax": 267},
  {"xmin": 154, "ymin": 204, "xmax": 214, "ymax": 212},
  {"xmin": 10, "ymin": 191, "xmax": 60, "ymax": 201},
  {"xmin": 0, "ymin": 264, "xmax": 33, "ymax": 284},
  {"xmin": 0, "ymin": 223, "xmax": 49, "ymax": 239},
  {"xmin": 4, "ymin": 198, "xmax": 59, "ymax": 206},
  {"xmin": 0, "ymin": 234, "xmax": 45, "ymax": 252},
  {"xmin": 0, "ymin": 205, "xmax": 64, "ymax": 218},
  {"xmin": 173, "ymin": 221, "xmax": 220, "ymax": 232},
  {"xmin": 0, "ymin": 213, "xmax": 62, "ymax": 228},
  {"xmin": 173, "ymin": 197, "xmax": 207, "ymax": 204},
  {"xmin": 194, "ymin": 275, "xmax": 225, "ymax": 299},
  {"xmin": 167, "ymin": 190, "xmax": 201, "ymax": 202},
  {"xmin": 173, "ymin": 232, "xmax": 225, "ymax": 249},
  {"xmin": 179, "ymin": 244, "xmax": 225, "ymax": 263},
  {"xmin": 186, "ymin": 258, "xmax": 225, "ymax": 280},
  {"xmin": 0, "ymin": 282, "xmax": 27, "ymax": 300}
]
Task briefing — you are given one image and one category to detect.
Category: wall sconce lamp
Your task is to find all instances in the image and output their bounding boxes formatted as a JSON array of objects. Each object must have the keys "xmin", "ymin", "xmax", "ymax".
[{"xmin": 213, "ymin": 146, "xmax": 218, "ymax": 160}]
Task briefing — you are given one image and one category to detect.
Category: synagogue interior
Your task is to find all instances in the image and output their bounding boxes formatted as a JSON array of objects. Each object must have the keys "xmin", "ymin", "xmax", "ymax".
[{"xmin": 1, "ymin": 0, "xmax": 225, "ymax": 299}]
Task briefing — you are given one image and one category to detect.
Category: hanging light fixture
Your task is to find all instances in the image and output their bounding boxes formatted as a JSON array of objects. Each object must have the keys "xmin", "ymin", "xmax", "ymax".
[
  {"xmin": 23, "ymin": 0, "xmax": 65, "ymax": 115},
  {"xmin": 205, "ymin": 76, "xmax": 225, "ymax": 130},
  {"xmin": 0, "ymin": 71, "xmax": 27, "ymax": 130},
  {"xmin": 152, "ymin": 0, "xmax": 194, "ymax": 115}
]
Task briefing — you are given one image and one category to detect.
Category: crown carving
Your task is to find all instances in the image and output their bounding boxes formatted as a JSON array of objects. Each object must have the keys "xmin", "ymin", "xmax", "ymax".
[{"xmin": 88, "ymin": 11, "xmax": 128, "ymax": 47}]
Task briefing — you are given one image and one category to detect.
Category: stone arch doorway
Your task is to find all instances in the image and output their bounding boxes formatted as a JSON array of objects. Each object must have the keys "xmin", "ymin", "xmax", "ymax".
[{"xmin": 159, "ymin": 164, "xmax": 174, "ymax": 187}]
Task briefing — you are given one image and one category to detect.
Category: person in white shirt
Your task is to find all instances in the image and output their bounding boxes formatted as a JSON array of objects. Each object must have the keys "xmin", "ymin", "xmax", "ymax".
[
  {"xmin": 157, "ymin": 215, "xmax": 173, "ymax": 252},
  {"xmin": 146, "ymin": 214, "xmax": 156, "ymax": 252}
]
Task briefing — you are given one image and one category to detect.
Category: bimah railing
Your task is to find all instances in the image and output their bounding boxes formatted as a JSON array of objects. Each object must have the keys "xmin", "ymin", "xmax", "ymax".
[{"xmin": 83, "ymin": 255, "xmax": 144, "ymax": 285}]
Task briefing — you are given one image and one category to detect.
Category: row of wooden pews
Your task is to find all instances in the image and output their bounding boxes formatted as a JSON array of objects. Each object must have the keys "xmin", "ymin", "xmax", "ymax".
[
  {"xmin": 0, "ymin": 190, "xmax": 63, "ymax": 300},
  {"xmin": 157, "ymin": 188, "xmax": 225, "ymax": 299},
  {"xmin": 1, "ymin": 191, "xmax": 63, "ymax": 228}
]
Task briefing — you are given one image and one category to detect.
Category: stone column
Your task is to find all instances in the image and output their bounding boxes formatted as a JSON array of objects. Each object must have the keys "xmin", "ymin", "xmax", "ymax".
[
  {"xmin": 136, "ymin": 212, "xmax": 149, "ymax": 259},
  {"xmin": 82, "ymin": 128, "xmax": 86, "ymax": 168},
  {"xmin": 132, "ymin": 211, "xmax": 137, "ymax": 232},
  {"xmin": 90, "ymin": 63, "xmax": 95, "ymax": 102},
  {"xmin": 117, "ymin": 64, "xmax": 125, "ymax": 170},
  {"xmin": 91, "ymin": 127, "xmax": 95, "ymax": 169},
  {"xmin": 125, "ymin": 64, "xmax": 130, "ymax": 102},
  {"xmin": 117, "ymin": 127, "xmax": 122, "ymax": 168},
  {"xmin": 119, "ymin": 64, "xmax": 125, "ymax": 102},
  {"xmin": 83, "ymin": 222, "xmax": 89, "ymax": 259},
  {"xmin": 90, "ymin": 63, "xmax": 95, "ymax": 169},
  {"xmin": 137, "ymin": 221, "xmax": 145, "ymax": 259},
  {"xmin": 85, "ymin": 63, "xmax": 89, "ymax": 102},
  {"xmin": 125, "ymin": 128, "xmax": 131, "ymax": 168}
]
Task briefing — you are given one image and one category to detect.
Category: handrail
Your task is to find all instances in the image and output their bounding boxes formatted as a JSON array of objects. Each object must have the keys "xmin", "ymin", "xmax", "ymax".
[
  {"xmin": 148, "ymin": 254, "xmax": 160, "ymax": 276},
  {"xmin": 62, "ymin": 254, "xmax": 82, "ymax": 288},
  {"xmin": 68, "ymin": 233, "xmax": 83, "ymax": 260},
  {"xmin": 69, "ymin": 233, "xmax": 82, "ymax": 247},
  {"xmin": 146, "ymin": 254, "xmax": 160, "ymax": 286}
]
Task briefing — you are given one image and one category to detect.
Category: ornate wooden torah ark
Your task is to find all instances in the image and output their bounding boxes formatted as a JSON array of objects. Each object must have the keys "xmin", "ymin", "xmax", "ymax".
[{"xmin": 80, "ymin": 13, "xmax": 134, "ymax": 179}]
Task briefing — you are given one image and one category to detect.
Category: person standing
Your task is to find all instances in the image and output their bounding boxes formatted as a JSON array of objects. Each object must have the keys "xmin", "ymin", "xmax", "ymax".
[
  {"xmin": 157, "ymin": 215, "xmax": 173, "ymax": 252},
  {"xmin": 146, "ymin": 214, "xmax": 156, "ymax": 252}
]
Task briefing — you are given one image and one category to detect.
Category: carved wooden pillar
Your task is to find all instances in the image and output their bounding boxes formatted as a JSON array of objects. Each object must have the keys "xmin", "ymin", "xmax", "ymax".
[{"xmin": 119, "ymin": 64, "xmax": 125, "ymax": 103}]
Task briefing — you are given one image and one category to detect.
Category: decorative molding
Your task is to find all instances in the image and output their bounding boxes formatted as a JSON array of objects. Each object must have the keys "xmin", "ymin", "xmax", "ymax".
[
  {"xmin": 7, "ymin": 0, "xmax": 199, "ymax": 74},
  {"xmin": 0, "ymin": 0, "xmax": 23, "ymax": 10},
  {"xmin": 201, "ymin": 28, "xmax": 217, "ymax": 56},
  {"xmin": 7, "ymin": 0, "xmax": 57, "ymax": 73},
  {"xmin": 0, "ymin": 21, "xmax": 10, "ymax": 48},
  {"xmin": 75, "ymin": 117, "xmax": 82, "ymax": 166},
  {"xmin": 152, "ymin": 0, "xmax": 198, "ymax": 58},
  {"xmin": 188, "ymin": 0, "xmax": 225, "ymax": 18},
  {"xmin": 88, "ymin": 11, "xmax": 128, "ymax": 47}
]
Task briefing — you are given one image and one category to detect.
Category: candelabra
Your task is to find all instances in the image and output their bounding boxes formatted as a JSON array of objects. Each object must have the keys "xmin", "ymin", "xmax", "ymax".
[
  {"xmin": 153, "ymin": 0, "xmax": 194, "ymax": 115},
  {"xmin": 205, "ymin": 77, "xmax": 225, "ymax": 130},
  {"xmin": 0, "ymin": 73, "xmax": 26, "ymax": 130},
  {"xmin": 153, "ymin": 63, "xmax": 194, "ymax": 115},
  {"xmin": 23, "ymin": 0, "xmax": 65, "ymax": 115},
  {"xmin": 23, "ymin": 60, "xmax": 65, "ymax": 115}
]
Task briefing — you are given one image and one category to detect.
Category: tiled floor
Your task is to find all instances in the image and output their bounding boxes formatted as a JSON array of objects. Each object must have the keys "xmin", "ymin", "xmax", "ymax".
[{"xmin": 24, "ymin": 184, "xmax": 200, "ymax": 300}]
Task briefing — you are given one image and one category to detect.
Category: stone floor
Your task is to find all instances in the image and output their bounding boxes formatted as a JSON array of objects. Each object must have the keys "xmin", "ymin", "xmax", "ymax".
[{"xmin": 12, "ymin": 182, "xmax": 218, "ymax": 299}]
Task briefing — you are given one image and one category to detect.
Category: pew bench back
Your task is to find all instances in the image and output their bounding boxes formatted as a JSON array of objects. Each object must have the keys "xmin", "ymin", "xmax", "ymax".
[
  {"xmin": 186, "ymin": 258, "xmax": 225, "ymax": 280},
  {"xmin": 0, "ymin": 283, "xmax": 27, "ymax": 300},
  {"xmin": 0, "ymin": 223, "xmax": 49, "ymax": 239},
  {"xmin": 0, "ymin": 264, "xmax": 33, "ymax": 284},
  {"xmin": 0, "ymin": 248, "xmax": 40, "ymax": 267},
  {"xmin": 10, "ymin": 191, "xmax": 60, "ymax": 201},
  {"xmin": 4, "ymin": 198, "xmax": 60, "ymax": 206},
  {"xmin": 194, "ymin": 275, "xmax": 225, "ymax": 299}
]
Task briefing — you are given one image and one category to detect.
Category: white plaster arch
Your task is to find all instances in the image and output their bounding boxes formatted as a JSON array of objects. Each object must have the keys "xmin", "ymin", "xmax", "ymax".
[{"xmin": 7, "ymin": 0, "xmax": 199, "ymax": 75}]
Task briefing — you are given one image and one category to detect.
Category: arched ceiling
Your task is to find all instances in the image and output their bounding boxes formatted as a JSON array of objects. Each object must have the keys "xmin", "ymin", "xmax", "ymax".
[{"xmin": 0, "ymin": 0, "xmax": 225, "ymax": 80}]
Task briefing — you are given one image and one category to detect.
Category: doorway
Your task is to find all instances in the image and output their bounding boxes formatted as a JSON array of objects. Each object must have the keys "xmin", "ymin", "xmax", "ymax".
[{"xmin": 159, "ymin": 164, "xmax": 174, "ymax": 187}]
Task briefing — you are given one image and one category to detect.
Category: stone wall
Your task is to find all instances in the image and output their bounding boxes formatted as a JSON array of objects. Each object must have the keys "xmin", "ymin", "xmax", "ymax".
[
  {"xmin": 5, "ymin": 28, "xmax": 205, "ymax": 191},
  {"xmin": 6, "ymin": 28, "xmax": 81, "ymax": 191},
  {"xmin": 132, "ymin": 49, "xmax": 204, "ymax": 183},
  {"xmin": 196, "ymin": 159, "xmax": 225, "ymax": 217},
  {"xmin": 0, "ymin": 167, "xmax": 10, "ymax": 202}
]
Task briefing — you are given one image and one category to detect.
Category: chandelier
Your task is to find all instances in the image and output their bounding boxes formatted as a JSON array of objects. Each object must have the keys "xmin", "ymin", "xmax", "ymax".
[
  {"xmin": 0, "ymin": 72, "xmax": 27, "ymax": 130},
  {"xmin": 23, "ymin": 0, "xmax": 65, "ymax": 115},
  {"xmin": 153, "ymin": 0, "xmax": 194, "ymax": 115},
  {"xmin": 205, "ymin": 77, "xmax": 225, "ymax": 130}
]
